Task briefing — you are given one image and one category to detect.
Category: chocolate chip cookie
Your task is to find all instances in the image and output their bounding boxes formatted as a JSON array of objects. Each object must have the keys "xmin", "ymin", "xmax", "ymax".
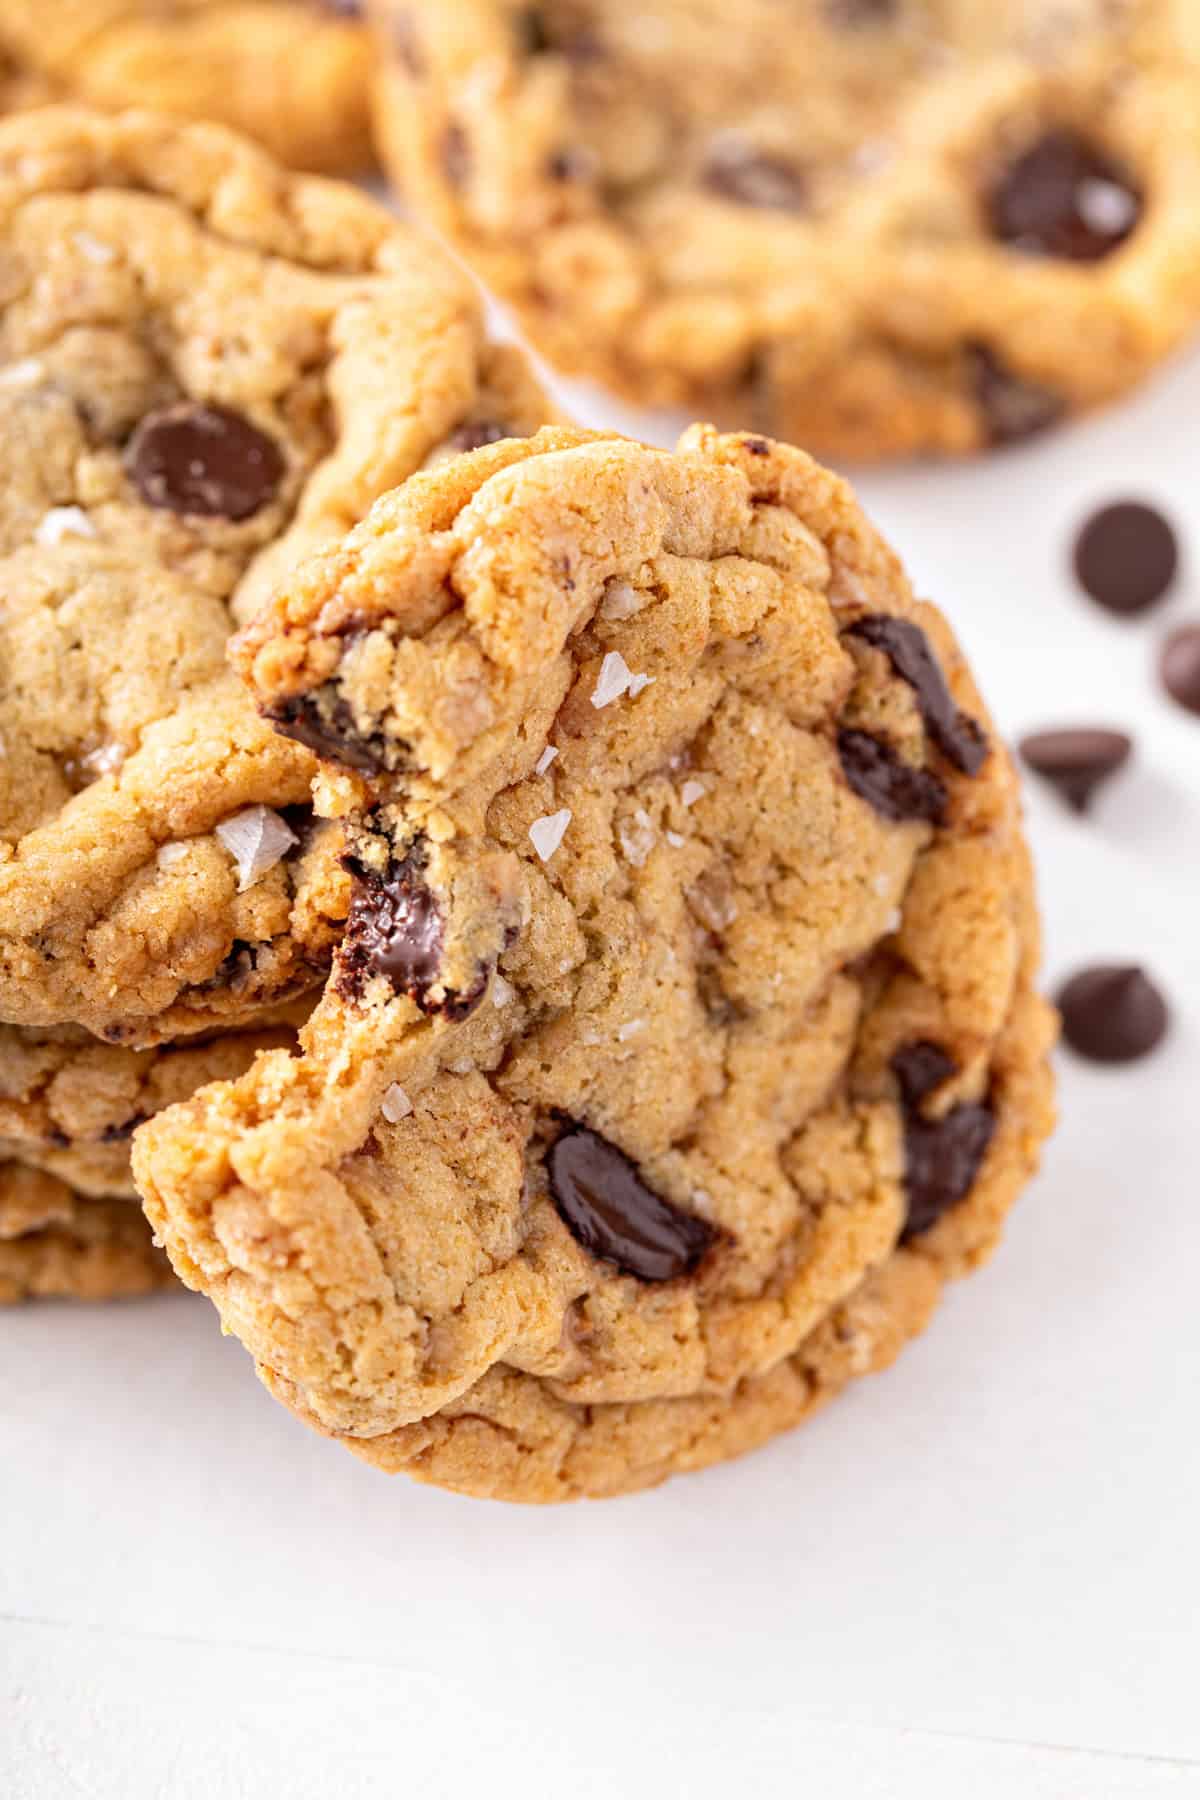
[
  {"xmin": 0, "ymin": 106, "xmax": 554, "ymax": 1047},
  {"xmin": 0, "ymin": 3, "xmax": 372, "ymax": 174},
  {"xmin": 0, "ymin": 1161, "xmax": 173, "ymax": 1302},
  {"xmin": 134, "ymin": 425, "xmax": 1056, "ymax": 1500},
  {"xmin": 376, "ymin": 0, "xmax": 1200, "ymax": 459},
  {"xmin": 0, "ymin": 1013, "xmax": 308, "ymax": 1198}
]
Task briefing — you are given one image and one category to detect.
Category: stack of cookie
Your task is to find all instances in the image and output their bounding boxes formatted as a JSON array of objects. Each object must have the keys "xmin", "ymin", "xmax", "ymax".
[
  {"xmin": 13, "ymin": 0, "xmax": 1198, "ymax": 1499},
  {"xmin": 0, "ymin": 109, "xmax": 552, "ymax": 1302}
]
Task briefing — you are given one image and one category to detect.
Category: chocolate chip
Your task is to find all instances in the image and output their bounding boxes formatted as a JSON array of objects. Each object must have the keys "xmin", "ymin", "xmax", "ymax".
[
  {"xmin": 1018, "ymin": 727, "xmax": 1132, "ymax": 812},
  {"xmin": 548, "ymin": 1126, "xmax": 716, "ymax": 1282},
  {"xmin": 1073, "ymin": 501, "xmax": 1178, "ymax": 616},
  {"xmin": 1161, "ymin": 622, "xmax": 1200, "ymax": 717},
  {"xmin": 848, "ymin": 615, "xmax": 989, "ymax": 775},
  {"xmin": 442, "ymin": 123, "xmax": 470, "ymax": 187},
  {"xmin": 969, "ymin": 344, "xmax": 1063, "ymax": 446},
  {"xmin": 1057, "ymin": 965, "xmax": 1169, "ymax": 1064},
  {"xmin": 901, "ymin": 1102, "xmax": 995, "ymax": 1239},
  {"xmin": 266, "ymin": 691, "xmax": 387, "ymax": 774},
  {"xmin": 838, "ymin": 729, "xmax": 947, "ymax": 824},
  {"xmin": 892, "ymin": 1041, "xmax": 957, "ymax": 1108},
  {"xmin": 987, "ymin": 128, "xmax": 1142, "ymax": 262},
  {"xmin": 704, "ymin": 143, "xmax": 808, "ymax": 213},
  {"xmin": 127, "ymin": 403, "xmax": 284, "ymax": 521},
  {"xmin": 339, "ymin": 849, "xmax": 486, "ymax": 1021}
]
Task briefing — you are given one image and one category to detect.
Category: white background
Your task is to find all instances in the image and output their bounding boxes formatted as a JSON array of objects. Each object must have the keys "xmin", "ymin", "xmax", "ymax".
[{"xmin": 3, "ymin": 315, "xmax": 1199, "ymax": 1798}]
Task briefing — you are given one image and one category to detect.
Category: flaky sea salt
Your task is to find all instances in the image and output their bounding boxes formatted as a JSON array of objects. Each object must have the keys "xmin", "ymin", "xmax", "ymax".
[
  {"xmin": 35, "ymin": 506, "xmax": 95, "ymax": 546},
  {"xmin": 598, "ymin": 580, "xmax": 641, "ymax": 622},
  {"xmin": 591, "ymin": 651, "xmax": 653, "ymax": 709},
  {"xmin": 680, "ymin": 779, "xmax": 706, "ymax": 809},
  {"xmin": 535, "ymin": 745, "xmax": 559, "ymax": 776},
  {"xmin": 380, "ymin": 1084, "xmax": 413, "ymax": 1123},
  {"xmin": 529, "ymin": 808, "xmax": 571, "ymax": 862},
  {"xmin": 215, "ymin": 805, "xmax": 299, "ymax": 893},
  {"xmin": 0, "ymin": 358, "xmax": 44, "ymax": 387},
  {"xmin": 617, "ymin": 1018, "xmax": 645, "ymax": 1042},
  {"xmin": 73, "ymin": 232, "xmax": 116, "ymax": 265},
  {"xmin": 156, "ymin": 842, "xmax": 190, "ymax": 870},
  {"xmin": 666, "ymin": 830, "xmax": 685, "ymax": 849},
  {"xmin": 618, "ymin": 808, "xmax": 656, "ymax": 868},
  {"xmin": 492, "ymin": 974, "xmax": 514, "ymax": 1008}
]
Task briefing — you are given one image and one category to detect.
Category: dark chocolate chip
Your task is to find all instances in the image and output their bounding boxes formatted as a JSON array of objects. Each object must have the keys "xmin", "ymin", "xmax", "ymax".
[
  {"xmin": 987, "ymin": 128, "xmax": 1141, "ymax": 262},
  {"xmin": 127, "ymin": 403, "xmax": 284, "ymax": 521},
  {"xmin": 892, "ymin": 1041, "xmax": 958, "ymax": 1108},
  {"xmin": 1057, "ymin": 965, "xmax": 1169, "ymax": 1063},
  {"xmin": 1018, "ymin": 727, "xmax": 1132, "ymax": 812},
  {"xmin": 339, "ymin": 849, "xmax": 487, "ymax": 1021},
  {"xmin": 442, "ymin": 123, "xmax": 471, "ymax": 187},
  {"xmin": 969, "ymin": 344, "xmax": 1063, "ymax": 446},
  {"xmin": 704, "ymin": 143, "xmax": 808, "ymax": 213},
  {"xmin": 838, "ymin": 729, "xmax": 947, "ymax": 824},
  {"xmin": 548, "ymin": 1126, "xmax": 716, "ymax": 1282},
  {"xmin": 848, "ymin": 615, "xmax": 989, "ymax": 775},
  {"xmin": 901, "ymin": 1102, "xmax": 995, "ymax": 1240},
  {"xmin": 265, "ymin": 691, "xmax": 387, "ymax": 774},
  {"xmin": 1073, "ymin": 501, "xmax": 1178, "ymax": 616},
  {"xmin": 1161, "ymin": 622, "xmax": 1200, "ymax": 717}
]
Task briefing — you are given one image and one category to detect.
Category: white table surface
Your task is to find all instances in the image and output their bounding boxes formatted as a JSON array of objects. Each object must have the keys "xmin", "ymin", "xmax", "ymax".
[{"xmin": 3, "ymin": 313, "xmax": 1199, "ymax": 1800}]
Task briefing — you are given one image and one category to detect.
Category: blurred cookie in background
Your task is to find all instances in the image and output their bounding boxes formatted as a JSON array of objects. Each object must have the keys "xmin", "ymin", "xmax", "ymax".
[
  {"xmin": 0, "ymin": 2, "xmax": 372, "ymax": 173},
  {"xmin": 374, "ymin": 0, "xmax": 1200, "ymax": 458}
]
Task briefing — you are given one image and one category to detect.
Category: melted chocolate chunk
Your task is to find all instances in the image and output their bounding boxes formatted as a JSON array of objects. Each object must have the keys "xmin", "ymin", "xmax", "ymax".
[
  {"xmin": 901, "ymin": 1102, "xmax": 995, "ymax": 1239},
  {"xmin": 988, "ymin": 129, "xmax": 1142, "ymax": 262},
  {"xmin": 969, "ymin": 344, "xmax": 1063, "ymax": 446},
  {"xmin": 1018, "ymin": 727, "xmax": 1132, "ymax": 813},
  {"xmin": 339, "ymin": 849, "xmax": 486, "ymax": 1021},
  {"xmin": 704, "ymin": 143, "xmax": 808, "ymax": 213},
  {"xmin": 1161, "ymin": 623, "xmax": 1200, "ymax": 718},
  {"xmin": 892, "ymin": 1041, "xmax": 957, "ymax": 1108},
  {"xmin": 1057, "ymin": 965, "xmax": 1169, "ymax": 1064},
  {"xmin": 1073, "ymin": 501, "xmax": 1179, "ymax": 616},
  {"xmin": 838, "ymin": 729, "xmax": 946, "ymax": 824},
  {"xmin": 548, "ymin": 1126, "xmax": 716, "ymax": 1281},
  {"xmin": 127, "ymin": 403, "xmax": 284, "ymax": 521},
  {"xmin": 848, "ymin": 615, "xmax": 989, "ymax": 775},
  {"xmin": 266, "ymin": 690, "xmax": 387, "ymax": 773}
]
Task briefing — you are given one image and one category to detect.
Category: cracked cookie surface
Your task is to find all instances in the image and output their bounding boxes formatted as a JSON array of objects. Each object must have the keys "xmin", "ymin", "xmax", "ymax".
[
  {"xmin": 375, "ymin": 0, "xmax": 1200, "ymax": 458},
  {"xmin": 0, "ymin": 1160, "xmax": 174, "ymax": 1302},
  {"xmin": 135, "ymin": 426, "xmax": 1056, "ymax": 1501},
  {"xmin": 0, "ymin": 2, "xmax": 372, "ymax": 174},
  {"xmin": 0, "ymin": 106, "xmax": 554, "ymax": 1046}
]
